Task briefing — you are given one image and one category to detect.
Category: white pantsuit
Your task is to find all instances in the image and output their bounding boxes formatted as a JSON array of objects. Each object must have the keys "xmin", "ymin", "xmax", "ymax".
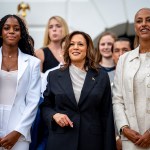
[
  {"xmin": 0, "ymin": 47, "xmax": 41, "ymax": 150},
  {"xmin": 113, "ymin": 47, "xmax": 150, "ymax": 150}
]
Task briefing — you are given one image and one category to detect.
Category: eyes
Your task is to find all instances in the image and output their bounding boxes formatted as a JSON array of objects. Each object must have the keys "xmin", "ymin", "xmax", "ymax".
[
  {"xmin": 100, "ymin": 42, "xmax": 113, "ymax": 46},
  {"xmin": 3, "ymin": 25, "xmax": 20, "ymax": 32},
  {"xmin": 69, "ymin": 42, "xmax": 84, "ymax": 47},
  {"xmin": 49, "ymin": 24, "xmax": 62, "ymax": 29},
  {"xmin": 114, "ymin": 48, "xmax": 129, "ymax": 53},
  {"xmin": 135, "ymin": 17, "xmax": 150, "ymax": 24}
]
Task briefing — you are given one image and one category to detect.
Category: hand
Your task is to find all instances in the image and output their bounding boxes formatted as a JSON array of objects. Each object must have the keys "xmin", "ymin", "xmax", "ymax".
[
  {"xmin": 123, "ymin": 127, "xmax": 141, "ymax": 143},
  {"xmin": 53, "ymin": 113, "xmax": 73, "ymax": 128},
  {"xmin": 116, "ymin": 138, "xmax": 122, "ymax": 150},
  {"xmin": 135, "ymin": 130, "xmax": 150, "ymax": 148},
  {"xmin": 0, "ymin": 131, "xmax": 21, "ymax": 149}
]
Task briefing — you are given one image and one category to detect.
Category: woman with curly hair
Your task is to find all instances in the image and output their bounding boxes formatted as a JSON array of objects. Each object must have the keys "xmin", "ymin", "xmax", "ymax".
[
  {"xmin": 40, "ymin": 31, "xmax": 116, "ymax": 150},
  {"xmin": 0, "ymin": 14, "xmax": 41, "ymax": 150}
]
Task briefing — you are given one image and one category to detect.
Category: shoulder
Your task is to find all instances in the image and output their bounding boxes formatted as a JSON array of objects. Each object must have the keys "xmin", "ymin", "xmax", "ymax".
[
  {"xmin": 119, "ymin": 47, "xmax": 139, "ymax": 62},
  {"xmin": 24, "ymin": 53, "xmax": 41, "ymax": 66}
]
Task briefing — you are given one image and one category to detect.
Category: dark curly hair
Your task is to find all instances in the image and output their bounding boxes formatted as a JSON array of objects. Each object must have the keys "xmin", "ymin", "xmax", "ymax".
[
  {"xmin": 63, "ymin": 31, "xmax": 99, "ymax": 72},
  {"xmin": 0, "ymin": 14, "xmax": 34, "ymax": 56}
]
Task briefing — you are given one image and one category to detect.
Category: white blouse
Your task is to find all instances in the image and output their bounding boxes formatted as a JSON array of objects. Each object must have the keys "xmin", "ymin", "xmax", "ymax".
[{"xmin": 69, "ymin": 64, "xmax": 87, "ymax": 104}]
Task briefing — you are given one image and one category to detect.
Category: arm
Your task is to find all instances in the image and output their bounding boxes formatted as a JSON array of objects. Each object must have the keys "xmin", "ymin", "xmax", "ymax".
[
  {"xmin": 35, "ymin": 49, "xmax": 44, "ymax": 72},
  {"xmin": 101, "ymin": 73, "xmax": 116, "ymax": 150},
  {"xmin": 112, "ymin": 57, "xmax": 129, "ymax": 132},
  {"xmin": 15, "ymin": 59, "xmax": 41, "ymax": 138}
]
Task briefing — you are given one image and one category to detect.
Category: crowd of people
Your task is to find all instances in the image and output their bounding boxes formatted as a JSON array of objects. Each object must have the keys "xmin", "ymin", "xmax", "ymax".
[{"xmin": 0, "ymin": 7, "xmax": 150, "ymax": 150}]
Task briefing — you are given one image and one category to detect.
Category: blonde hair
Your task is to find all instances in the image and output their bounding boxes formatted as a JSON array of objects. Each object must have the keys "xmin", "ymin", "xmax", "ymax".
[{"xmin": 43, "ymin": 16, "xmax": 69, "ymax": 47}]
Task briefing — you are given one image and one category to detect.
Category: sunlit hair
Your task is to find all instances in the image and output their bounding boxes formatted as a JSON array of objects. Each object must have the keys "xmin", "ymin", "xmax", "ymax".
[
  {"xmin": 63, "ymin": 31, "xmax": 99, "ymax": 72},
  {"xmin": 43, "ymin": 16, "xmax": 69, "ymax": 47},
  {"xmin": 96, "ymin": 31, "xmax": 117, "ymax": 62},
  {"xmin": 134, "ymin": 8, "xmax": 150, "ymax": 48},
  {"xmin": 0, "ymin": 14, "xmax": 35, "ymax": 55}
]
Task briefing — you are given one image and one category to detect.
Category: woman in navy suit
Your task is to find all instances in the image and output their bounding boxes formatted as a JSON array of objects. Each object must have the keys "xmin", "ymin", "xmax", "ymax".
[
  {"xmin": 0, "ymin": 15, "xmax": 41, "ymax": 150},
  {"xmin": 40, "ymin": 31, "xmax": 116, "ymax": 150}
]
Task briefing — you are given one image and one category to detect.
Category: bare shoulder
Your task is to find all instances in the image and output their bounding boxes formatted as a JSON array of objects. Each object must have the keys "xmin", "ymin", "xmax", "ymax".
[{"xmin": 35, "ymin": 48, "xmax": 44, "ymax": 62}]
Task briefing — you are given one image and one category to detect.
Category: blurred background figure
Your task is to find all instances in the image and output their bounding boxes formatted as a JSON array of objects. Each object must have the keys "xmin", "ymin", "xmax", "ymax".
[
  {"xmin": 35, "ymin": 16, "xmax": 69, "ymax": 73},
  {"xmin": 97, "ymin": 31, "xmax": 117, "ymax": 83},
  {"xmin": 30, "ymin": 16, "xmax": 69, "ymax": 150},
  {"xmin": 112, "ymin": 37, "xmax": 132, "ymax": 150},
  {"xmin": 112, "ymin": 37, "xmax": 132, "ymax": 65},
  {"xmin": 0, "ymin": 14, "xmax": 41, "ymax": 150},
  {"xmin": 113, "ymin": 8, "xmax": 150, "ymax": 150}
]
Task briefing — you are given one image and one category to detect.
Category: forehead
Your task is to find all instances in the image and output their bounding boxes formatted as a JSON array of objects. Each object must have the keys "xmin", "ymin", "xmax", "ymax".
[
  {"xmin": 49, "ymin": 18, "xmax": 61, "ymax": 25},
  {"xmin": 114, "ymin": 41, "xmax": 130, "ymax": 48},
  {"xmin": 71, "ymin": 34, "xmax": 85, "ymax": 41},
  {"xmin": 4, "ymin": 17, "xmax": 19, "ymax": 26},
  {"xmin": 100, "ymin": 35, "xmax": 115, "ymax": 43},
  {"xmin": 135, "ymin": 9, "xmax": 150, "ymax": 19}
]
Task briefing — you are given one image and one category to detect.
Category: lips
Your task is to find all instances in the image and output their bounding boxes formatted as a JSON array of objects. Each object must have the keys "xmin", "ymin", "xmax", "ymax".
[
  {"xmin": 72, "ymin": 52, "xmax": 80, "ymax": 56},
  {"xmin": 140, "ymin": 28, "xmax": 150, "ymax": 33},
  {"xmin": 7, "ymin": 36, "xmax": 16, "ymax": 40}
]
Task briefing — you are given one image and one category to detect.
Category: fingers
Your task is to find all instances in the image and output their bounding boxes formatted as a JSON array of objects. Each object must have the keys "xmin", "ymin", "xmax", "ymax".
[{"xmin": 53, "ymin": 113, "xmax": 73, "ymax": 128}]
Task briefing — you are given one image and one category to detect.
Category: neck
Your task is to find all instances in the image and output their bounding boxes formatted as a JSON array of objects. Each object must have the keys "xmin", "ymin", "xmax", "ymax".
[
  {"xmin": 139, "ymin": 42, "xmax": 150, "ymax": 53},
  {"xmin": 48, "ymin": 41, "xmax": 61, "ymax": 51},
  {"xmin": 100, "ymin": 57, "xmax": 115, "ymax": 68},
  {"xmin": 71, "ymin": 62, "xmax": 85, "ymax": 71},
  {"xmin": 2, "ymin": 45, "xmax": 18, "ymax": 56}
]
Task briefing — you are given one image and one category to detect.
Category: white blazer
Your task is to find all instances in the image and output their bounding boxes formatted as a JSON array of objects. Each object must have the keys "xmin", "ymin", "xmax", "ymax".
[
  {"xmin": 0, "ymin": 47, "xmax": 41, "ymax": 142},
  {"xmin": 112, "ymin": 47, "xmax": 150, "ymax": 149}
]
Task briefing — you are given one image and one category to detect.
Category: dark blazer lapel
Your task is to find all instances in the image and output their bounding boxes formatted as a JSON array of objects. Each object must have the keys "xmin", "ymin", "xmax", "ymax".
[
  {"xmin": 78, "ymin": 69, "xmax": 98, "ymax": 106},
  {"xmin": 58, "ymin": 68, "xmax": 78, "ymax": 107}
]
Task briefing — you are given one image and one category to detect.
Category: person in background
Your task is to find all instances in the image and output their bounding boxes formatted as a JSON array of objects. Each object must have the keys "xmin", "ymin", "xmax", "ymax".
[
  {"xmin": 112, "ymin": 37, "xmax": 132, "ymax": 66},
  {"xmin": 35, "ymin": 15, "xmax": 69, "ymax": 73},
  {"xmin": 30, "ymin": 15, "xmax": 69, "ymax": 150},
  {"xmin": 113, "ymin": 8, "xmax": 150, "ymax": 150},
  {"xmin": 0, "ymin": 14, "xmax": 41, "ymax": 150},
  {"xmin": 112, "ymin": 37, "xmax": 132, "ymax": 150},
  {"xmin": 97, "ymin": 31, "xmax": 117, "ymax": 83}
]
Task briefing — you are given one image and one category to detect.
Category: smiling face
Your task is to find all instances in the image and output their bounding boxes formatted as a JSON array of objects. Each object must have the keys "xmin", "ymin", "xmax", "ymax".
[
  {"xmin": 134, "ymin": 8, "xmax": 150, "ymax": 41},
  {"xmin": 2, "ymin": 17, "xmax": 21, "ymax": 47},
  {"xmin": 69, "ymin": 34, "xmax": 87, "ymax": 66},
  {"xmin": 99, "ymin": 35, "xmax": 115, "ymax": 58}
]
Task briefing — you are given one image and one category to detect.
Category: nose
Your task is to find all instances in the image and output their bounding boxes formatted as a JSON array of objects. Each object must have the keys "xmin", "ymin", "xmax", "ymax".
[
  {"xmin": 141, "ymin": 20, "xmax": 147, "ymax": 26},
  {"xmin": 9, "ymin": 27, "xmax": 14, "ymax": 33},
  {"xmin": 119, "ymin": 50, "xmax": 123, "ymax": 56},
  {"xmin": 74, "ymin": 43, "xmax": 78, "ymax": 49}
]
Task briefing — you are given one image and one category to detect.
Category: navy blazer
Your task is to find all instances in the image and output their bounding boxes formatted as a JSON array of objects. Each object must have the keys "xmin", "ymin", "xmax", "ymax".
[{"xmin": 41, "ymin": 67, "xmax": 116, "ymax": 150}]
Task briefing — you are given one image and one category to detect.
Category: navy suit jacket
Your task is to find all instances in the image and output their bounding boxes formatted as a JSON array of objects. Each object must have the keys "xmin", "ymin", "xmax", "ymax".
[{"xmin": 41, "ymin": 67, "xmax": 116, "ymax": 150}]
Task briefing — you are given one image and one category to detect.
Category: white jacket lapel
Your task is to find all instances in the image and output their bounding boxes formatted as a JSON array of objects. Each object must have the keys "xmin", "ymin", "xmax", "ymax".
[{"xmin": 17, "ymin": 49, "xmax": 28, "ymax": 82}]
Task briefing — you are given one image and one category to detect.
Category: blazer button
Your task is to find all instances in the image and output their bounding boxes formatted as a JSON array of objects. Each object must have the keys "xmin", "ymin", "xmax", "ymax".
[{"xmin": 147, "ymin": 74, "xmax": 150, "ymax": 77}]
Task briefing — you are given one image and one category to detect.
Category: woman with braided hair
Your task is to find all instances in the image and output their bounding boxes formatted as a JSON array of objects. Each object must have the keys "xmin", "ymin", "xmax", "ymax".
[{"xmin": 0, "ymin": 14, "xmax": 41, "ymax": 150}]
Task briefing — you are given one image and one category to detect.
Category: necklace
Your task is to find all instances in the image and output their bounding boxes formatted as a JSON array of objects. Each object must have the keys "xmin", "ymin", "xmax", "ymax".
[
  {"xmin": 2, "ymin": 56, "xmax": 18, "ymax": 71},
  {"xmin": 2, "ymin": 55, "xmax": 17, "ymax": 58}
]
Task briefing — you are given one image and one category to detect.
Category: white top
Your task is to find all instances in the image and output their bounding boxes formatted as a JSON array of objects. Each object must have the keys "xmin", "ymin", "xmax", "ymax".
[
  {"xmin": 133, "ymin": 53, "xmax": 147, "ymax": 134},
  {"xmin": 0, "ymin": 70, "xmax": 18, "ymax": 105},
  {"xmin": 69, "ymin": 64, "xmax": 86, "ymax": 104}
]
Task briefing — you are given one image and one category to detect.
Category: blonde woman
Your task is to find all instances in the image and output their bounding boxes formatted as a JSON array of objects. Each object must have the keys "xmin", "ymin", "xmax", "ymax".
[{"xmin": 36, "ymin": 16, "xmax": 69, "ymax": 73}]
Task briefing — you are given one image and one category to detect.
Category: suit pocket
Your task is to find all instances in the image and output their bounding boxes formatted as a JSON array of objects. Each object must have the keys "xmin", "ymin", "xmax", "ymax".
[{"xmin": 52, "ymin": 125, "xmax": 65, "ymax": 134}]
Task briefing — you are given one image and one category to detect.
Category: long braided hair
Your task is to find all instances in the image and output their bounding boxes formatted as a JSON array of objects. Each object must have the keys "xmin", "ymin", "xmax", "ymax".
[{"xmin": 0, "ymin": 14, "xmax": 35, "ymax": 56}]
